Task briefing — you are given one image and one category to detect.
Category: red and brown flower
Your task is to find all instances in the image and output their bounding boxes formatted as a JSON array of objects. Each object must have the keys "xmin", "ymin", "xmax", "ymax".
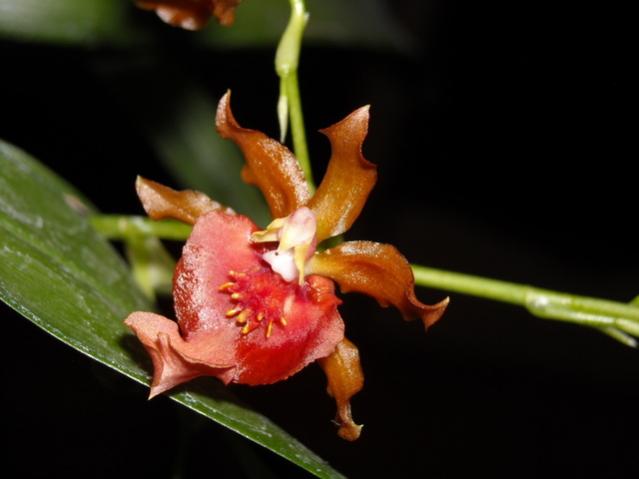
[{"xmin": 125, "ymin": 91, "xmax": 448, "ymax": 440}]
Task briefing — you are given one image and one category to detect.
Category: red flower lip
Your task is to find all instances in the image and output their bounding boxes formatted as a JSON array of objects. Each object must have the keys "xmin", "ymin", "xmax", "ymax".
[
  {"xmin": 125, "ymin": 91, "xmax": 448, "ymax": 440},
  {"xmin": 127, "ymin": 209, "xmax": 344, "ymax": 394}
]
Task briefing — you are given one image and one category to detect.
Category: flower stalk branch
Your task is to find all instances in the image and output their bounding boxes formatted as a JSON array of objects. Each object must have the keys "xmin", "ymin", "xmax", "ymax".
[
  {"xmin": 91, "ymin": 215, "xmax": 639, "ymax": 347},
  {"xmin": 412, "ymin": 265, "xmax": 639, "ymax": 347},
  {"xmin": 90, "ymin": 215, "xmax": 192, "ymax": 241}
]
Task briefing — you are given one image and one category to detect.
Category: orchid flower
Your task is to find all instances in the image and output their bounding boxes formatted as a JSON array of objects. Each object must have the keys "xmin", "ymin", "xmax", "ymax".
[
  {"xmin": 136, "ymin": 0, "xmax": 240, "ymax": 30},
  {"xmin": 125, "ymin": 91, "xmax": 449, "ymax": 440}
]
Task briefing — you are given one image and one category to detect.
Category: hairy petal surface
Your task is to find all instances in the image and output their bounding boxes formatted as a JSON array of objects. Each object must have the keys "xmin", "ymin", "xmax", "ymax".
[
  {"xmin": 136, "ymin": 0, "xmax": 240, "ymax": 30},
  {"xmin": 308, "ymin": 106, "xmax": 377, "ymax": 241},
  {"xmin": 136, "ymin": 176, "xmax": 230, "ymax": 225},
  {"xmin": 309, "ymin": 241, "xmax": 449, "ymax": 329},
  {"xmin": 216, "ymin": 91, "xmax": 311, "ymax": 219},
  {"xmin": 318, "ymin": 338, "xmax": 364, "ymax": 441},
  {"xmin": 173, "ymin": 210, "xmax": 344, "ymax": 385}
]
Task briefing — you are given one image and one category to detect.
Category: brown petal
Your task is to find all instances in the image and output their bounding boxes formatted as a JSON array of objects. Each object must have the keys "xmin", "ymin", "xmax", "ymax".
[
  {"xmin": 307, "ymin": 106, "xmax": 377, "ymax": 241},
  {"xmin": 136, "ymin": 176, "xmax": 229, "ymax": 225},
  {"xmin": 309, "ymin": 241, "xmax": 449, "ymax": 329},
  {"xmin": 136, "ymin": 0, "xmax": 240, "ymax": 30},
  {"xmin": 216, "ymin": 91, "xmax": 311, "ymax": 218},
  {"xmin": 318, "ymin": 338, "xmax": 364, "ymax": 441}
]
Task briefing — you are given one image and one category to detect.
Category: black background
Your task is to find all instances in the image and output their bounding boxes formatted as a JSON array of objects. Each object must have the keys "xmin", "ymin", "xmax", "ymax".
[{"xmin": 1, "ymin": 1, "xmax": 638, "ymax": 478}]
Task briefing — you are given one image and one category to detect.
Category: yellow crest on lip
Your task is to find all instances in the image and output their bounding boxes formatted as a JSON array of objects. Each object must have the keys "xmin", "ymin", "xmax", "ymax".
[{"xmin": 251, "ymin": 207, "xmax": 316, "ymax": 284}]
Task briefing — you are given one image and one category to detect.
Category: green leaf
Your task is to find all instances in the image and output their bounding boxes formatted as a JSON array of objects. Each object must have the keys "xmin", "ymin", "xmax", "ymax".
[
  {"xmin": 0, "ymin": 139, "xmax": 345, "ymax": 479},
  {"xmin": 631, "ymin": 296, "xmax": 639, "ymax": 306},
  {"xmin": 199, "ymin": 0, "xmax": 411, "ymax": 51},
  {"xmin": 0, "ymin": 0, "xmax": 146, "ymax": 46}
]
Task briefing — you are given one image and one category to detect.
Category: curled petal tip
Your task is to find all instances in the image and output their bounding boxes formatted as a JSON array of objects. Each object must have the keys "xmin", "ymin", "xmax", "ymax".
[
  {"xmin": 319, "ymin": 338, "xmax": 364, "ymax": 441},
  {"xmin": 215, "ymin": 90, "xmax": 236, "ymax": 136},
  {"xmin": 348, "ymin": 103, "xmax": 371, "ymax": 122},
  {"xmin": 318, "ymin": 104, "xmax": 371, "ymax": 136},
  {"xmin": 338, "ymin": 423, "xmax": 363, "ymax": 442},
  {"xmin": 419, "ymin": 296, "xmax": 450, "ymax": 329}
]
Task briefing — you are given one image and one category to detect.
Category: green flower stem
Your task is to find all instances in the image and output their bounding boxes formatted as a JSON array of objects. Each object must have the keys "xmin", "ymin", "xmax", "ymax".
[
  {"xmin": 412, "ymin": 264, "xmax": 639, "ymax": 346},
  {"xmin": 91, "ymin": 215, "xmax": 639, "ymax": 347},
  {"xmin": 286, "ymin": 71, "xmax": 313, "ymax": 189},
  {"xmin": 275, "ymin": 0, "xmax": 314, "ymax": 190},
  {"xmin": 90, "ymin": 215, "xmax": 192, "ymax": 241}
]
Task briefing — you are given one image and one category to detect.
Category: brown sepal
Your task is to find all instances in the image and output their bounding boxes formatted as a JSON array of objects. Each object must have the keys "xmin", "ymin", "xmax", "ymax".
[
  {"xmin": 318, "ymin": 338, "xmax": 364, "ymax": 441},
  {"xmin": 309, "ymin": 241, "xmax": 449, "ymax": 329},
  {"xmin": 308, "ymin": 106, "xmax": 377, "ymax": 241},
  {"xmin": 136, "ymin": 0, "xmax": 240, "ymax": 30},
  {"xmin": 136, "ymin": 176, "xmax": 229, "ymax": 225},
  {"xmin": 216, "ymin": 91, "xmax": 311, "ymax": 218}
]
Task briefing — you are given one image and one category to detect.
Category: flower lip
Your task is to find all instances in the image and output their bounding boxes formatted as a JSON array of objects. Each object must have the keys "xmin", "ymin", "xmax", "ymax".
[{"xmin": 172, "ymin": 210, "xmax": 345, "ymax": 385}]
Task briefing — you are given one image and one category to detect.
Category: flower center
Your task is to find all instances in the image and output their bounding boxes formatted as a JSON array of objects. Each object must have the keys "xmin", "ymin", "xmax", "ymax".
[
  {"xmin": 218, "ymin": 268, "xmax": 299, "ymax": 338},
  {"xmin": 250, "ymin": 207, "xmax": 317, "ymax": 284}
]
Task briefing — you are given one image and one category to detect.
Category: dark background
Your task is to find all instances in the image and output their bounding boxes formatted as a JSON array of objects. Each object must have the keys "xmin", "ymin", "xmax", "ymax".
[{"xmin": 1, "ymin": 1, "xmax": 637, "ymax": 478}]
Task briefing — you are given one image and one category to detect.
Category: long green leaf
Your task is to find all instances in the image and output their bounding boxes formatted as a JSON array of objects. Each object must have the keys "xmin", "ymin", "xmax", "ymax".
[{"xmin": 0, "ymin": 139, "xmax": 344, "ymax": 479}]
